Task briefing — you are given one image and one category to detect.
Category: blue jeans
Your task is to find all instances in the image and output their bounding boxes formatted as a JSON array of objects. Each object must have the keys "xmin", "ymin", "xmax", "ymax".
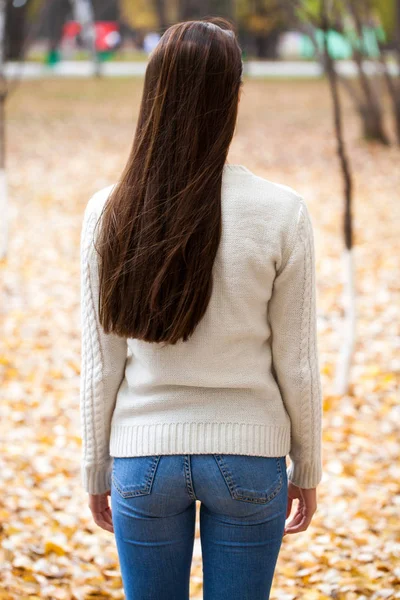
[{"xmin": 111, "ymin": 454, "xmax": 288, "ymax": 600}]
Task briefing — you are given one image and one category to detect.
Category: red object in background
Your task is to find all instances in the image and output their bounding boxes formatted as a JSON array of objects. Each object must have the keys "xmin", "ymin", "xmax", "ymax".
[
  {"xmin": 63, "ymin": 21, "xmax": 81, "ymax": 40},
  {"xmin": 62, "ymin": 21, "xmax": 120, "ymax": 51},
  {"xmin": 95, "ymin": 22, "xmax": 120, "ymax": 51}
]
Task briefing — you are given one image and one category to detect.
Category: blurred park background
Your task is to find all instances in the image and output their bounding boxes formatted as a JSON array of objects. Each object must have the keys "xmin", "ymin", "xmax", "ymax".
[{"xmin": 0, "ymin": 0, "xmax": 399, "ymax": 599}]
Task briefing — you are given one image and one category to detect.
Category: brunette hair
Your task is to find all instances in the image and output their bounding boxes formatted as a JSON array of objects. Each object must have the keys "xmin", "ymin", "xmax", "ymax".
[{"xmin": 94, "ymin": 17, "xmax": 243, "ymax": 345}]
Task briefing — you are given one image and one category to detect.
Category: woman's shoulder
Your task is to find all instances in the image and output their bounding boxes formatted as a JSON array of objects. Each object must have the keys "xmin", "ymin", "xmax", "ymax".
[
  {"xmin": 246, "ymin": 169, "xmax": 303, "ymax": 201},
  {"xmin": 83, "ymin": 183, "xmax": 118, "ymax": 221},
  {"xmin": 239, "ymin": 168, "xmax": 306, "ymax": 225}
]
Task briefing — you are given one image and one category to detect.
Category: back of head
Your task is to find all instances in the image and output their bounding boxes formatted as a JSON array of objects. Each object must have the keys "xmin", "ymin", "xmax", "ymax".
[{"xmin": 96, "ymin": 17, "xmax": 243, "ymax": 345}]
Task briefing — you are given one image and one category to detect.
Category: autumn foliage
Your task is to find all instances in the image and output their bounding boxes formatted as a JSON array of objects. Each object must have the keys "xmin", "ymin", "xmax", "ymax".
[{"xmin": 0, "ymin": 78, "xmax": 399, "ymax": 599}]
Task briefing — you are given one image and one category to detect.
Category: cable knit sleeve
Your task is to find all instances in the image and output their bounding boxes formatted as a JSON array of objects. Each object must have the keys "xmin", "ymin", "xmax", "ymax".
[
  {"xmin": 79, "ymin": 197, "xmax": 128, "ymax": 495},
  {"xmin": 268, "ymin": 198, "xmax": 323, "ymax": 489}
]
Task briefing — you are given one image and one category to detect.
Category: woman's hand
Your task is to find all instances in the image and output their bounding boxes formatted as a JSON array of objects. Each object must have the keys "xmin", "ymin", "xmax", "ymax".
[
  {"xmin": 88, "ymin": 491, "xmax": 114, "ymax": 533},
  {"xmin": 283, "ymin": 481, "xmax": 317, "ymax": 535}
]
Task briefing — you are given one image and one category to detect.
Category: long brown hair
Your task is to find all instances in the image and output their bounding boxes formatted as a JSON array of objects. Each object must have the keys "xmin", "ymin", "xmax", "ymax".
[{"xmin": 94, "ymin": 17, "xmax": 243, "ymax": 345}]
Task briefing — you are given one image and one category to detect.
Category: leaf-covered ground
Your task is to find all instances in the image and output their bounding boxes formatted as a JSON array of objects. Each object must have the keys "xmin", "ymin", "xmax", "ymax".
[{"xmin": 0, "ymin": 77, "xmax": 399, "ymax": 599}]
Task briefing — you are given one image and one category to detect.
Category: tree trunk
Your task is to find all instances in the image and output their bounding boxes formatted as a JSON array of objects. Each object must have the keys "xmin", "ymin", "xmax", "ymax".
[
  {"xmin": 391, "ymin": 0, "xmax": 400, "ymax": 143},
  {"xmin": 179, "ymin": 0, "xmax": 233, "ymax": 21},
  {"xmin": 254, "ymin": 29, "xmax": 280, "ymax": 59},
  {"xmin": 376, "ymin": 54, "xmax": 400, "ymax": 144},
  {"xmin": 393, "ymin": 96, "xmax": 400, "ymax": 145},
  {"xmin": 47, "ymin": 0, "xmax": 72, "ymax": 53},
  {"xmin": 92, "ymin": 0, "xmax": 119, "ymax": 21},
  {"xmin": 396, "ymin": 0, "xmax": 400, "ymax": 48},
  {"xmin": 346, "ymin": 1, "xmax": 390, "ymax": 145},
  {"xmin": 0, "ymin": 0, "xmax": 7, "ymax": 260},
  {"xmin": 209, "ymin": 0, "xmax": 233, "ymax": 19},
  {"xmin": 5, "ymin": 0, "xmax": 30, "ymax": 60},
  {"xmin": 352, "ymin": 50, "xmax": 390, "ymax": 145},
  {"xmin": 321, "ymin": 13, "xmax": 356, "ymax": 396},
  {"xmin": 179, "ymin": 0, "xmax": 206, "ymax": 20},
  {"xmin": 72, "ymin": 0, "xmax": 100, "ymax": 76},
  {"xmin": 359, "ymin": 102, "xmax": 390, "ymax": 144},
  {"xmin": 154, "ymin": 0, "xmax": 168, "ymax": 32}
]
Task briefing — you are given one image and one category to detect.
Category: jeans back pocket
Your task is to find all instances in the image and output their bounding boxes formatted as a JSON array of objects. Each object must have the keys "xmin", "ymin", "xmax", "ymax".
[
  {"xmin": 112, "ymin": 456, "xmax": 161, "ymax": 498},
  {"xmin": 213, "ymin": 454, "xmax": 286, "ymax": 504}
]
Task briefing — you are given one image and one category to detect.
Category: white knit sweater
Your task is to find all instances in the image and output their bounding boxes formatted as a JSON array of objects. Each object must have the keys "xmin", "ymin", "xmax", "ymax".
[{"xmin": 79, "ymin": 164, "xmax": 323, "ymax": 494}]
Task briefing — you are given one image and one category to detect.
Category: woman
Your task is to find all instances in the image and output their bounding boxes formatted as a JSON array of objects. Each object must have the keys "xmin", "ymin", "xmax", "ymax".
[{"xmin": 79, "ymin": 17, "xmax": 323, "ymax": 600}]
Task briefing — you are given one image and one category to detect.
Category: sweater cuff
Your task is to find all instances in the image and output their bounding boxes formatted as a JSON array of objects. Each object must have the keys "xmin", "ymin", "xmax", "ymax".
[
  {"xmin": 82, "ymin": 460, "xmax": 113, "ymax": 494},
  {"xmin": 287, "ymin": 459, "xmax": 322, "ymax": 489}
]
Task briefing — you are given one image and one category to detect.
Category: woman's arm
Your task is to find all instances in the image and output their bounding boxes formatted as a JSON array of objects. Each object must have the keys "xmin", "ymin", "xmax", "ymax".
[
  {"xmin": 268, "ymin": 198, "xmax": 323, "ymax": 489},
  {"xmin": 79, "ymin": 196, "xmax": 128, "ymax": 495}
]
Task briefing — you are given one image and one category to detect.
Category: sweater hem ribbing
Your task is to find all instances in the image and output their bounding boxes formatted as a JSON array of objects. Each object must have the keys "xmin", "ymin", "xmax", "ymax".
[{"xmin": 109, "ymin": 421, "xmax": 291, "ymax": 457}]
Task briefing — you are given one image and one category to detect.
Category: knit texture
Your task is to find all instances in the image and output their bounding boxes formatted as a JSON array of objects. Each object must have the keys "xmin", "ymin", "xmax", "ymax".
[{"xmin": 79, "ymin": 164, "xmax": 323, "ymax": 494}]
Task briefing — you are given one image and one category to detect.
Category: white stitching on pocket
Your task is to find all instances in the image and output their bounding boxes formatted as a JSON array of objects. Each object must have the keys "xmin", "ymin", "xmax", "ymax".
[
  {"xmin": 213, "ymin": 455, "xmax": 284, "ymax": 504},
  {"xmin": 112, "ymin": 456, "xmax": 161, "ymax": 498}
]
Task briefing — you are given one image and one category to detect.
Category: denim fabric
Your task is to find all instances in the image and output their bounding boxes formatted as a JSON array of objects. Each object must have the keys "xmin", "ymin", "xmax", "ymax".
[{"xmin": 111, "ymin": 454, "xmax": 288, "ymax": 600}]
